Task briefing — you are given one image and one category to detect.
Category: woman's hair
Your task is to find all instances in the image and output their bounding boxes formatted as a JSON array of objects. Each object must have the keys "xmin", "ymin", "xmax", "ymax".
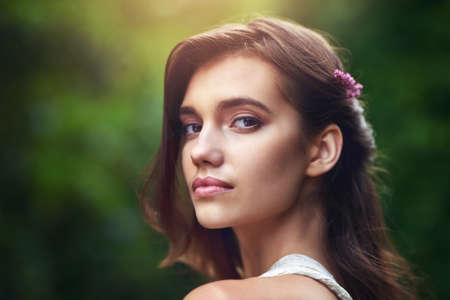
[{"xmin": 139, "ymin": 17, "xmax": 417, "ymax": 300}]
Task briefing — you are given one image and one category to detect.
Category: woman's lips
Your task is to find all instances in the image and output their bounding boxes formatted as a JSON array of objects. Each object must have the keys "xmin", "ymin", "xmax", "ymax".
[
  {"xmin": 192, "ymin": 176, "xmax": 234, "ymax": 197},
  {"xmin": 194, "ymin": 185, "xmax": 234, "ymax": 197}
]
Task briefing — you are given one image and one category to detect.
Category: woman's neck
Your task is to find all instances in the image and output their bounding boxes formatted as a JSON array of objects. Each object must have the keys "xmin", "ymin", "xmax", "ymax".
[{"xmin": 232, "ymin": 181, "xmax": 330, "ymax": 278}]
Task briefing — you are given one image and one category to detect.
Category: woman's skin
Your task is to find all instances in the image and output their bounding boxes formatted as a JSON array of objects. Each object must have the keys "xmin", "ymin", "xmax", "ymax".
[{"xmin": 179, "ymin": 54, "xmax": 343, "ymax": 299}]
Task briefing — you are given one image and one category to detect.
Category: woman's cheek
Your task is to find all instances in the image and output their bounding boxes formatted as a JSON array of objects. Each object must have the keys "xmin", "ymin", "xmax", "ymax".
[{"xmin": 234, "ymin": 131, "xmax": 305, "ymax": 199}]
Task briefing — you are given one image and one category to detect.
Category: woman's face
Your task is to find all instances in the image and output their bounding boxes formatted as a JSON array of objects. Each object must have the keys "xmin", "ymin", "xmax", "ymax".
[{"xmin": 179, "ymin": 54, "xmax": 310, "ymax": 229}]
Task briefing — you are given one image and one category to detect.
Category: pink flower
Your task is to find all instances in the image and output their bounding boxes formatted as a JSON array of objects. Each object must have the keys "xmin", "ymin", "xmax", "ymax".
[{"xmin": 333, "ymin": 69, "xmax": 364, "ymax": 99}]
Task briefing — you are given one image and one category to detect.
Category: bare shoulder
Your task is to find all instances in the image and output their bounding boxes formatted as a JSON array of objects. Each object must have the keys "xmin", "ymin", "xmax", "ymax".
[
  {"xmin": 183, "ymin": 275, "xmax": 338, "ymax": 300},
  {"xmin": 183, "ymin": 280, "xmax": 238, "ymax": 300}
]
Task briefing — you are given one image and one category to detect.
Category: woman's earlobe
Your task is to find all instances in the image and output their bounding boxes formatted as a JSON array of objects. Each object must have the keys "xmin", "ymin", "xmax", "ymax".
[{"xmin": 305, "ymin": 124, "xmax": 343, "ymax": 177}]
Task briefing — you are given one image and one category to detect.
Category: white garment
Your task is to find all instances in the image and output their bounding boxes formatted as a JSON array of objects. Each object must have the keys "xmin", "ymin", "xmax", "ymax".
[{"xmin": 258, "ymin": 254, "xmax": 352, "ymax": 300}]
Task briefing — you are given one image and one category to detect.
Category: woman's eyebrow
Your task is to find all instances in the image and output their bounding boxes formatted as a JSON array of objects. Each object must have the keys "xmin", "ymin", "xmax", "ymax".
[
  {"xmin": 178, "ymin": 106, "xmax": 197, "ymax": 117},
  {"xmin": 179, "ymin": 97, "xmax": 273, "ymax": 117},
  {"xmin": 216, "ymin": 97, "xmax": 273, "ymax": 114}
]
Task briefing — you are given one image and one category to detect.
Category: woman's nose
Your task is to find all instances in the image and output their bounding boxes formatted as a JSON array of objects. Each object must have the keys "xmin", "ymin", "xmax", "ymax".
[{"xmin": 189, "ymin": 126, "xmax": 224, "ymax": 167}]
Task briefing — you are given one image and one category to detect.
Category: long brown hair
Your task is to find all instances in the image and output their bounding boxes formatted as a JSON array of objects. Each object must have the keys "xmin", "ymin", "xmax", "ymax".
[{"xmin": 139, "ymin": 17, "xmax": 417, "ymax": 299}]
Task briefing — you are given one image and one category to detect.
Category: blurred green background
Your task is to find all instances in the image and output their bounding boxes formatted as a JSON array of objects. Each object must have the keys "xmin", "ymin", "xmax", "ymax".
[{"xmin": 1, "ymin": 0, "xmax": 449, "ymax": 299}]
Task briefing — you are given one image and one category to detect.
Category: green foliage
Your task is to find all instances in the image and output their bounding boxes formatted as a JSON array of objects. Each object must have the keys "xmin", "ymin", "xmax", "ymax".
[{"xmin": 1, "ymin": 0, "xmax": 448, "ymax": 299}]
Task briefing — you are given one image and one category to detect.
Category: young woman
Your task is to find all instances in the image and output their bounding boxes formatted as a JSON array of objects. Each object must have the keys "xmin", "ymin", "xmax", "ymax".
[{"xmin": 140, "ymin": 17, "xmax": 417, "ymax": 300}]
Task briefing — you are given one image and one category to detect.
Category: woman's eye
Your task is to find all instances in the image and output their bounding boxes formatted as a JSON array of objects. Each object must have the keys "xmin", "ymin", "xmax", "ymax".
[
  {"xmin": 183, "ymin": 123, "xmax": 202, "ymax": 136},
  {"xmin": 181, "ymin": 117, "xmax": 261, "ymax": 137},
  {"xmin": 231, "ymin": 116, "xmax": 262, "ymax": 130}
]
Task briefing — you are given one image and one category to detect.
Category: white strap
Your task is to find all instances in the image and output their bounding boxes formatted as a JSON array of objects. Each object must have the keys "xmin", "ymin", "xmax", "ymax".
[{"xmin": 259, "ymin": 254, "xmax": 352, "ymax": 300}]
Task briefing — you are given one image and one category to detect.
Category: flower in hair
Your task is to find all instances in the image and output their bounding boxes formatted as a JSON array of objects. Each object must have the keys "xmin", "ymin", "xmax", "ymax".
[{"xmin": 333, "ymin": 69, "xmax": 363, "ymax": 99}]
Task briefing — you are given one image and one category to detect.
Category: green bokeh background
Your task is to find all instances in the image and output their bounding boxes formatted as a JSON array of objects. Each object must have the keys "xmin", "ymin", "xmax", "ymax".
[{"xmin": 2, "ymin": 0, "xmax": 449, "ymax": 299}]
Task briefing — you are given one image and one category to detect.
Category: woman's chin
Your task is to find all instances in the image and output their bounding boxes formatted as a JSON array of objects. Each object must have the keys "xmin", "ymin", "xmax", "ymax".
[
  {"xmin": 192, "ymin": 200, "xmax": 237, "ymax": 229},
  {"xmin": 196, "ymin": 217, "xmax": 233, "ymax": 229}
]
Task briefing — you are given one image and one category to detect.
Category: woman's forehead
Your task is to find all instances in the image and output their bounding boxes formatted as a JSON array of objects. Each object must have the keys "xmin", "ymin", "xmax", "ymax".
[{"xmin": 181, "ymin": 54, "xmax": 288, "ymax": 111}]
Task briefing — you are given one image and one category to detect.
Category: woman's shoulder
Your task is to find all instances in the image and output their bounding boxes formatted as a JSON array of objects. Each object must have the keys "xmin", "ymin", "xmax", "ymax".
[{"xmin": 183, "ymin": 275, "xmax": 338, "ymax": 300}]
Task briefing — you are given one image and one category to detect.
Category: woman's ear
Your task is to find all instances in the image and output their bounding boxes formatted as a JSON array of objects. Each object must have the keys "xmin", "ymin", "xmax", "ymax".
[{"xmin": 305, "ymin": 124, "xmax": 343, "ymax": 177}]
